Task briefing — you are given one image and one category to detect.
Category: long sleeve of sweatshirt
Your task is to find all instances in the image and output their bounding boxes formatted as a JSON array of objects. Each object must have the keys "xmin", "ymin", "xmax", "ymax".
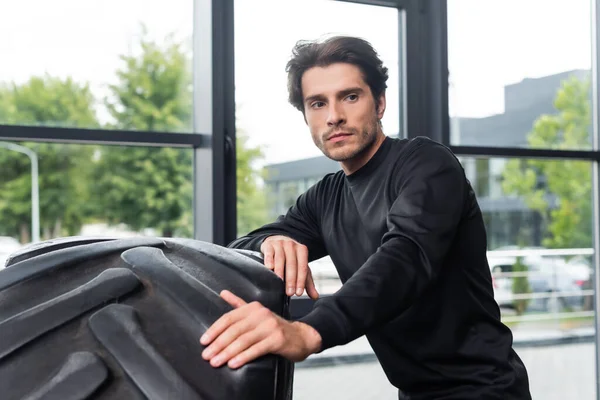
[{"xmin": 228, "ymin": 182, "xmax": 329, "ymax": 263}]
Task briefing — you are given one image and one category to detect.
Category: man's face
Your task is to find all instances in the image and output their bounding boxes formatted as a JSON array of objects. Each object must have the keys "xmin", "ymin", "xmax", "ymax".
[{"xmin": 301, "ymin": 63, "xmax": 385, "ymax": 164}]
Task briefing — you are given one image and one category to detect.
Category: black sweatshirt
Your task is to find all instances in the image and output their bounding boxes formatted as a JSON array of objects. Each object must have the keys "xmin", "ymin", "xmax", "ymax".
[{"xmin": 228, "ymin": 136, "xmax": 531, "ymax": 399}]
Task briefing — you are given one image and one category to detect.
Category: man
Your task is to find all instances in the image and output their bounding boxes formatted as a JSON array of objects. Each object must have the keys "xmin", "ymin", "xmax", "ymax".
[{"xmin": 200, "ymin": 35, "xmax": 531, "ymax": 399}]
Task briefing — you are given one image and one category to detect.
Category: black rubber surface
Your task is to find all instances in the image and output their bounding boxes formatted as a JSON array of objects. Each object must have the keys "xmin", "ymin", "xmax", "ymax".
[
  {"xmin": 0, "ymin": 237, "xmax": 293, "ymax": 400},
  {"xmin": 22, "ymin": 352, "xmax": 108, "ymax": 400}
]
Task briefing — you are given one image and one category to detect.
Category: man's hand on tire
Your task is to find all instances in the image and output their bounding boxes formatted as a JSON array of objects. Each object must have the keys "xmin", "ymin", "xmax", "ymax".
[
  {"xmin": 200, "ymin": 290, "xmax": 322, "ymax": 369},
  {"xmin": 260, "ymin": 235, "xmax": 319, "ymax": 299}
]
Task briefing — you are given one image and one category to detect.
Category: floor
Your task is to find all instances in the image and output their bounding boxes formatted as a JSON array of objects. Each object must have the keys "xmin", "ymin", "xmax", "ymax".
[{"xmin": 293, "ymin": 342, "xmax": 597, "ymax": 399}]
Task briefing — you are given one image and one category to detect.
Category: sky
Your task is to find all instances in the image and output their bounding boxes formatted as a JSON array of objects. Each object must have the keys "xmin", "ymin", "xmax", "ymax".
[{"xmin": 0, "ymin": 0, "xmax": 593, "ymax": 165}]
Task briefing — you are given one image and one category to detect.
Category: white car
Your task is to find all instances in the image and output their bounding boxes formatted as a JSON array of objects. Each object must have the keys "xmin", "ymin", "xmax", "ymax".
[{"xmin": 488, "ymin": 254, "xmax": 587, "ymax": 311}]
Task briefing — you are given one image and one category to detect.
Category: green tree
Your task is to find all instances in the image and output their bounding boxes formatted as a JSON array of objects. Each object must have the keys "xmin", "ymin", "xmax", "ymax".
[
  {"xmin": 105, "ymin": 33, "xmax": 193, "ymax": 133},
  {"xmin": 93, "ymin": 31, "xmax": 268, "ymax": 238},
  {"xmin": 0, "ymin": 76, "xmax": 98, "ymax": 242},
  {"xmin": 236, "ymin": 130, "xmax": 270, "ymax": 236},
  {"xmin": 6, "ymin": 75, "xmax": 98, "ymax": 128},
  {"xmin": 0, "ymin": 83, "xmax": 15, "ymax": 124},
  {"xmin": 501, "ymin": 76, "xmax": 592, "ymax": 248},
  {"xmin": 92, "ymin": 32, "xmax": 193, "ymax": 237}
]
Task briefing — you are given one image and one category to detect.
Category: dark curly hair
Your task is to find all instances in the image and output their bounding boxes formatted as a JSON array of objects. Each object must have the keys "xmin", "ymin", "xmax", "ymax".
[{"xmin": 285, "ymin": 36, "xmax": 389, "ymax": 113}]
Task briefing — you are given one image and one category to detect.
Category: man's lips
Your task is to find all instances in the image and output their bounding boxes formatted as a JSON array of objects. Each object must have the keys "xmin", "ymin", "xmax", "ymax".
[{"xmin": 327, "ymin": 132, "xmax": 352, "ymax": 142}]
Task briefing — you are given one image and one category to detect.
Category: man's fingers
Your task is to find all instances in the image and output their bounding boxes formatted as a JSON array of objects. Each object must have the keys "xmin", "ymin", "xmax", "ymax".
[
  {"xmin": 273, "ymin": 244, "xmax": 285, "ymax": 280},
  {"xmin": 208, "ymin": 329, "xmax": 264, "ymax": 368},
  {"xmin": 201, "ymin": 314, "xmax": 254, "ymax": 361},
  {"xmin": 200, "ymin": 307, "xmax": 246, "ymax": 346},
  {"xmin": 221, "ymin": 290, "xmax": 247, "ymax": 309},
  {"xmin": 306, "ymin": 269, "xmax": 319, "ymax": 300},
  {"xmin": 200, "ymin": 291, "xmax": 248, "ymax": 349},
  {"xmin": 262, "ymin": 244, "xmax": 275, "ymax": 270},
  {"xmin": 295, "ymin": 246, "xmax": 309, "ymax": 296},
  {"xmin": 260, "ymin": 237, "xmax": 313, "ymax": 298},
  {"xmin": 283, "ymin": 241, "xmax": 298, "ymax": 296},
  {"xmin": 228, "ymin": 338, "xmax": 273, "ymax": 369}
]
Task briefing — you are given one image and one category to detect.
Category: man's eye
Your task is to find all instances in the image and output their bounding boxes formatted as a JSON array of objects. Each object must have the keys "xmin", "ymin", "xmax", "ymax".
[
  {"xmin": 346, "ymin": 94, "xmax": 358, "ymax": 101},
  {"xmin": 311, "ymin": 101, "xmax": 325, "ymax": 109}
]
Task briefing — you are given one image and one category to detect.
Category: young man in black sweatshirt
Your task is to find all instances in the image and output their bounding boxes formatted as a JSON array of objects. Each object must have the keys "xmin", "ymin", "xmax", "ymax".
[{"xmin": 200, "ymin": 35, "xmax": 532, "ymax": 399}]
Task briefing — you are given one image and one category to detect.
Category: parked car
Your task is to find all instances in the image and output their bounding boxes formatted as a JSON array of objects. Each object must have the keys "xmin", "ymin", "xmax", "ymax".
[{"xmin": 489, "ymin": 255, "xmax": 585, "ymax": 312}]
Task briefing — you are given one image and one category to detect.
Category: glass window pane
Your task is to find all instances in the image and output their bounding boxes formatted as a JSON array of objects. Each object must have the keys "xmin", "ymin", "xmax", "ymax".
[
  {"xmin": 459, "ymin": 155, "xmax": 596, "ymax": 399},
  {"xmin": 0, "ymin": 0, "xmax": 193, "ymax": 133},
  {"xmin": 234, "ymin": 1, "xmax": 401, "ymax": 398},
  {"xmin": 447, "ymin": 1, "xmax": 593, "ymax": 149},
  {"xmin": 234, "ymin": 0, "xmax": 400, "ymax": 237},
  {"xmin": 0, "ymin": 141, "xmax": 193, "ymax": 267}
]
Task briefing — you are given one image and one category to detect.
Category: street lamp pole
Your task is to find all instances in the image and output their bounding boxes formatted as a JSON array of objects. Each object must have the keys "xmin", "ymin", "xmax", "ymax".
[{"xmin": 0, "ymin": 141, "xmax": 40, "ymax": 243}]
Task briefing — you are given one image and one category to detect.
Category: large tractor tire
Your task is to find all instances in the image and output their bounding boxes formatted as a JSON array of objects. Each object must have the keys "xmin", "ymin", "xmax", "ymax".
[{"xmin": 0, "ymin": 236, "xmax": 294, "ymax": 400}]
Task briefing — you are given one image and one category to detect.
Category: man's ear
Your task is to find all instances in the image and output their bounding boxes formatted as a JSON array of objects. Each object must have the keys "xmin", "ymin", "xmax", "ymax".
[{"xmin": 376, "ymin": 93, "xmax": 386, "ymax": 119}]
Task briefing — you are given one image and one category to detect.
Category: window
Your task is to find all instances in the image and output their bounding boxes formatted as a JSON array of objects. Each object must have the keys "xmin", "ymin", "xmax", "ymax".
[
  {"xmin": 0, "ymin": 0, "xmax": 193, "ymax": 133},
  {"xmin": 447, "ymin": 5, "xmax": 597, "ymax": 394},
  {"xmin": 234, "ymin": 0, "xmax": 401, "ymax": 397},
  {"xmin": 234, "ymin": 0, "xmax": 400, "ymax": 236},
  {"xmin": 281, "ymin": 182, "xmax": 301, "ymax": 213},
  {"xmin": 447, "ymin": 0, "xmax": 592, "ymax": 150},
  {"xmin": 458, "ymin": 155, "xmax": 594, "ymax": 396},
  {"xmin": 0, "ymin": 142, "xmax": 193, "ymax": 246}
]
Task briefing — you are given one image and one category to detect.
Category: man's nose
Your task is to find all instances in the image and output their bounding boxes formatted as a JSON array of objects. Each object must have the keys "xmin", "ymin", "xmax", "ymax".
[{"xmin": 327, "ymin": 103, "xmax": 346, "ymax": 127}]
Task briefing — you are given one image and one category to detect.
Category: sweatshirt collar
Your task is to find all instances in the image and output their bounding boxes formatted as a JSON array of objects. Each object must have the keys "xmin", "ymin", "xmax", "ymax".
[{"xmin": 345, "ymin": 136, "xmax": 392, "ymax": 186}]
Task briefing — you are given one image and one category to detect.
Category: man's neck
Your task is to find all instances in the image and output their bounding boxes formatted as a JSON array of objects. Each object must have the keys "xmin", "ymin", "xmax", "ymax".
[{"xmin": 341, "ymin": 132, "xmax": 386, "ymax": 175}]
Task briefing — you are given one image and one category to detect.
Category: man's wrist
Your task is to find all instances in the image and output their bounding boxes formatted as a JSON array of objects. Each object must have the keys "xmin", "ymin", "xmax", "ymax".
[{"xmin": 293, "ymin": 321, "xmax": 322, "ymax": 355}]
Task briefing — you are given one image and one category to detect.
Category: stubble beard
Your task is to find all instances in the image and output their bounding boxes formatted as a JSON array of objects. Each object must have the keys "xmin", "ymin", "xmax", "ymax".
[{"xmin": 317, "ymin": 116, "xmax": 381, "ymax": 162}]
